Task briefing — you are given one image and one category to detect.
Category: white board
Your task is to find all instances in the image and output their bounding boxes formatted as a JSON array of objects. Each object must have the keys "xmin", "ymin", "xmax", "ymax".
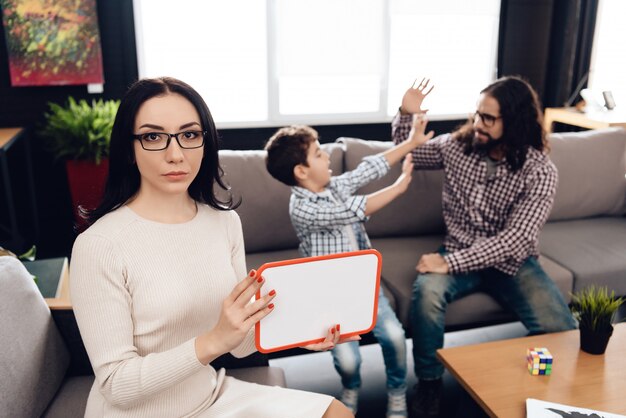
[
  {"xmin": 526, "ymin": 398, "xmax": 626, "ymax": 418},
  {"xmin": 254, "ymin": 250, "xmax": 382, "ymax": 353}
]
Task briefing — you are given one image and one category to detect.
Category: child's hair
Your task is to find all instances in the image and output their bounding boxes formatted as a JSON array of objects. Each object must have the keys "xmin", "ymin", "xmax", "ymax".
[{"xmin": 264, "ymin": 125, "xmax": 318, "ymax": 186}]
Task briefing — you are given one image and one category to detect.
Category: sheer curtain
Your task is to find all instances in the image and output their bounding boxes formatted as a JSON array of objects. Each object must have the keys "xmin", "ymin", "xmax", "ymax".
[{"xmin": 589, "ymin": 0, "xmax": 626, "ymax": 108}]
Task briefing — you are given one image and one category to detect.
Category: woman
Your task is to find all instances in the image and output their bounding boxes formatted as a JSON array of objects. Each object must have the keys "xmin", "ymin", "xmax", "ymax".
[{"xmin": 71, "ymin": 77, "xmax": 354, "ymax": 417}]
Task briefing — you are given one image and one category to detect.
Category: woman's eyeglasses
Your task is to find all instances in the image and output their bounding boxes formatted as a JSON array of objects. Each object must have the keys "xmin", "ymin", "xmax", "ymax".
[
  {"xmin": 133, "ymin": 130, "xmax": 206, "ymax": 151},
  {"xmin": 473, "ymin": 111, "xmax": 502, "ymax": 128}
]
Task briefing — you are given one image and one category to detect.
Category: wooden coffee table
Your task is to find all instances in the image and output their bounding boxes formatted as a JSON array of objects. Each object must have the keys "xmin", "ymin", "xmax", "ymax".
[{"xmin": 437, "ymin": 323, "xmax": 626, "ymax": 418}]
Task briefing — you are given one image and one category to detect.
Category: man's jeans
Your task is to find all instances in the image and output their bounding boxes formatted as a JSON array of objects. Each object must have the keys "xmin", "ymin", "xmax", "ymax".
[
  {"xmin": 332, "ymin": 288, "xmax": 407, "ymax": 390},
  {"xmin": 410, "ymin": 255, "xmax": 577, "ymax": 380}
]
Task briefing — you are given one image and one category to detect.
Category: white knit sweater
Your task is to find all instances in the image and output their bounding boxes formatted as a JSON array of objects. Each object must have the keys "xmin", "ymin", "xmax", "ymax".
[{"xmin": 70, "ymin": 205, "xmax": 258, "ymax": 417}]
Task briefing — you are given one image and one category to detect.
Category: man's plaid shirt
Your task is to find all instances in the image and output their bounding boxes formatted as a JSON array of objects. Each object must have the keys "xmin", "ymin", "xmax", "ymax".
[
  {"xmin": 392, "ymin": 113, "xmax": 557, "ymax": 275},
  {"xmin": 290, "ymin": 154, "xmax": 390, "ymax": 257}
]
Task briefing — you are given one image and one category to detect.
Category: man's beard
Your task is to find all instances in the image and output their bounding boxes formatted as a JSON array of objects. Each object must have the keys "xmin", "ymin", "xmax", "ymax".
[{"xmin": 472, "ymin": 129, "xmax": 501, "ymax": 154}]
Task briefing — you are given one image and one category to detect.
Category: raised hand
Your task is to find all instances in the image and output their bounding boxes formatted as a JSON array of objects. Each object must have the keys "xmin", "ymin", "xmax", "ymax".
[
  {"xmin": 303, "ymin": 324, "xmax": 362, "ymax": 351},
  {"xmin": 408, "ymin": 113, "xmax": 435, "ymax": 146},
  {"xmin": 401, "ymin": 77, "xmax": 434, "ymax": 115},
  {"xmin": 392, "ymin": 154, "xmax": 414, "ymax": 194}
]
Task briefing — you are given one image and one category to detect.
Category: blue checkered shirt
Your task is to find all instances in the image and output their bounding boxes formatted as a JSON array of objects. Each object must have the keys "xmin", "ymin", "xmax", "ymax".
[
  {"xmin": 290, "ymin": 154, "xmax": 390, "ymax": 257},
  {"xmin": 392, "ymin": 113, "xmax": 557, "ymax": 275}
]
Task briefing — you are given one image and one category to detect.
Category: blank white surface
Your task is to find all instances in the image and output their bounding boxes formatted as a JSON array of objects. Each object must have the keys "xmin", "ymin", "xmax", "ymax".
[{"xmin": 256, "ymin": 251, "xmax": 381, "ymax": 353}]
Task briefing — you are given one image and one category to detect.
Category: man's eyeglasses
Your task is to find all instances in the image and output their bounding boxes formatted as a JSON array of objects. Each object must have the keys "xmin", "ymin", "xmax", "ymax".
[
  {"xmin": 473, "ymin": 111, "xmax": 502, "ymax": 128},
  {"xmin": 133, "ymin": 130, "xmax": 206, "ymax": 151}
]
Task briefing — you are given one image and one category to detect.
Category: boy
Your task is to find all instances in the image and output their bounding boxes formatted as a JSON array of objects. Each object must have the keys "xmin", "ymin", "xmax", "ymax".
[{"xmin": 264, "ymin": 116, "xmax": 433, "ymax": 418}]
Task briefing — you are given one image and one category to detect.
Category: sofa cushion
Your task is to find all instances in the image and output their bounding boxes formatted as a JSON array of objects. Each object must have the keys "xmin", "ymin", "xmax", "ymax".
[
  {"xmin": 338, "ymin": 137, "xmax": 445, "ymax": 238},
  {"xmin": 370, "ymin": 237, "xmax": 573, "ymax": 330},
  {"xmin": 540, "ymin": 217, "xmax": 626, "ymax": 295},
  {"xmin": 548, "ymin": 128, "xmax": 626, "ymax": 221},
  {"xmin": 219, "ymin": 142, "xmax": 345, "ymax": 253},
  {"xmin": 0, "ymin": 257, "xmax": 70, "ymax": 418},
  {"xmin": 42, "ymin": 375, "xmax": 93, "ymax": 418}
]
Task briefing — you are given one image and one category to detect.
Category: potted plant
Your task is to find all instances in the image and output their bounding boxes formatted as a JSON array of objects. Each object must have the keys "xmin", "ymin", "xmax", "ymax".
[
  {"xmin": 41, "ymin": 97, "xmax": 120, "ymax": 222},
  {"xmin": 570, "ymin": 285, "xmax": 624, "ymax": 354}
]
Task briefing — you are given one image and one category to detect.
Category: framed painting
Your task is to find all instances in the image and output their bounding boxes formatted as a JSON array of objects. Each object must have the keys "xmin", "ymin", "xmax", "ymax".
[{"xmin": 1, "ymin": 0, "xmax": 104, "ymax": 86}]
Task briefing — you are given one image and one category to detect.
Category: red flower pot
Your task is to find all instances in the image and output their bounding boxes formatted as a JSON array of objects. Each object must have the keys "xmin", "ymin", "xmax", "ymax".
[{"xmin": 65, "ymin": 159, "xmax": 108, "ymax": 224}]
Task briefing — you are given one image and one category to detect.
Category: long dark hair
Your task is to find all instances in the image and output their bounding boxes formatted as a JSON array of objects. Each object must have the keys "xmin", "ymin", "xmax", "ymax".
[
  {"xmin": 452, "ymin": 75, "xmax": 546, "ymax": 171},
  {"xmin": 82, "ymin": 77, "xmax": 239, "ymax": 226}
]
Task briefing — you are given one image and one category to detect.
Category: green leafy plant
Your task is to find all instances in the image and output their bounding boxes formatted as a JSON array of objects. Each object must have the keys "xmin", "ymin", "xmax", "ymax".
[
  {"xmin": 41, "ymin": 97, "xmax": 120, "ymax": 164},
  {"xmin": 571, "ymin": 285, "xmax": 624, "ymax": 333}
]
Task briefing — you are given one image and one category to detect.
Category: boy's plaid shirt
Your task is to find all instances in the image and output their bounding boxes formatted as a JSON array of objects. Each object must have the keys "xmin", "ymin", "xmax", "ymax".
[
  {"xmin": 290, "ymin": 154, "xmax": 390, "ymax": 257},
  {"xmin": 392, "ymin": 113, "xmax": 557, "ymax": 275}
]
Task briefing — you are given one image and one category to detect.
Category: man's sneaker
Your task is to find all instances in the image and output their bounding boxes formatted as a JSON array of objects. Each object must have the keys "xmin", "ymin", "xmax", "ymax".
[
  {"xmin": 409, "ymin": 378, "xmax": 442, "ymax": 418},
  {"xmin": 387, "ymin": 388, "xmax": 408, "ymax": 418},
  {"xmin": 340, "ymin": 387, "xmax": 359, "ymax": 415}
]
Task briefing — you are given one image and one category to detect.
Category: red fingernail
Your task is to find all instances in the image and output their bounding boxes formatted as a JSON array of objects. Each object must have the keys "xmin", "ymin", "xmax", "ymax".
[
  {"xmin": 269, "ymin": 289, "xmax": 276, "ymax": 296},
  {"xmin": 268, "ymin": 303, "xmax": 274, "ymax": 309},
  {"xmin": 249, "ymin": 270, "xmax": 256, "ymax": 277},
  {"xmin": 257, "ymin": 276, "xmax": 263, "ymax": 283},
  {"xmin": 336, "ymin": 324, "xmax": 340, "ymax": 331},
  {"xmin": 331, "ymin": 328, "xmax": 335, "ymax": 334}
]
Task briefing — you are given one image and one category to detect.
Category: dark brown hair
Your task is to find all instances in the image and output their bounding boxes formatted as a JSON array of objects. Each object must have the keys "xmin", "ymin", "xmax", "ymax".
[
  {"xmin": 264, "ymin": 125, "xmax": 318, "ymax": 186},
  {"xmin": 453, "ymin": 75, "xmax": 546, "ymax": 171},
  {"xmin": 83, "ymin": 77, "xmax": 238, "ymax": 226}
]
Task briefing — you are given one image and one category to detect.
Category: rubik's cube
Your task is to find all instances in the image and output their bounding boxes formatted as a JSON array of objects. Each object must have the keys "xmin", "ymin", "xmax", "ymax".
[{"xmin": 527, "ymin": 347, "xmax": 553, "ymax": 375}]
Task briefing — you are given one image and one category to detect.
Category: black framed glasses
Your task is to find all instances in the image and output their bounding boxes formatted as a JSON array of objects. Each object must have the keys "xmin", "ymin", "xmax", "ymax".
[
  {"xmin": 133, "ymin": 130, "xmax": 206, "ymax": 151},
  {"xmin": 473, "ymin": 111, "xmax": 502, "ymax": 128}
]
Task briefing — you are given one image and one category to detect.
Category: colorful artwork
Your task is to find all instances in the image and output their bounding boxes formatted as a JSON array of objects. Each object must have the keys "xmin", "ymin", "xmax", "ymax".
[{"xmin": 1, "ymin": 0, "xmax": 104, "ymax": 86}]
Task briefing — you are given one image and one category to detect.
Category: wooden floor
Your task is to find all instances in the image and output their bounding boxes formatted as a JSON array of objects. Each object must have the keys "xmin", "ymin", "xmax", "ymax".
[{"xmin": 270, "ymin": 322, "xmax": 529, "ymax": 418}]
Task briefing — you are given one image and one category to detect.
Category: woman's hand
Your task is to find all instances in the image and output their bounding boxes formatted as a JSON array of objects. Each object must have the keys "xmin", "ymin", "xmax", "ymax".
[
  {"xmin": 302, "ymin": 324, "xmax": 362, "ymax": 352},
  {"xmin": 196, "ymin": 270, "xmax": 276, "ymax": 364},
  {"xmin": 401, "ymin": 77, "xmax": 434, "ymax": 115}
]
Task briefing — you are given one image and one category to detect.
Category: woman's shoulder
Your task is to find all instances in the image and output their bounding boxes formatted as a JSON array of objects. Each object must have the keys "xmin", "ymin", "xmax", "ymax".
[
  {"xmin": 78, "ymin": 206, "xmax": 137, "ymax": 240},
  {"xmin": 196, "ymin": 204, "xmax": 243, "ymax": 237},
  {"xmin": 196, "ymin": 204, "xmax": 241, "ymax": 222}
]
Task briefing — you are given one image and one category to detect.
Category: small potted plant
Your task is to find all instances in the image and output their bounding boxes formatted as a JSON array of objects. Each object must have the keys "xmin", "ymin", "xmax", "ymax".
[
  {"xmin": 41, "ymin": 97, "xmax": 120, "ymax": 222},
  {"xmin": 570, "ymin": 285, "xmax": 624, "ymax": 354}
]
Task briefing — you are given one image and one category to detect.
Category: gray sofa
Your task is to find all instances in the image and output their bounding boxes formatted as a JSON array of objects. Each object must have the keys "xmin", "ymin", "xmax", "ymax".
[
  {"xmin": 218, "ymin": 127, "xmax": 626, "ymax": 333},
  {"xmin": 0, "ymin": 256, "xmax": 286, "ymax": 418}
]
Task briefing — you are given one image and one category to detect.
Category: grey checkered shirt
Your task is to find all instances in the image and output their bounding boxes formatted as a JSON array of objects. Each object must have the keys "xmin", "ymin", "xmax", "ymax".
[
  {"xmin": 290, "ymin": 154, "xmax": 390, "ymax": 257},
  {"xmin": 392, "ymin": 113, "xmax": 557, "ymax": 275}
]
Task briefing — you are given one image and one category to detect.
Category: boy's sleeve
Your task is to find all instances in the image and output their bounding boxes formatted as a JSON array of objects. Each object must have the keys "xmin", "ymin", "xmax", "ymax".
[
  {"xmin": 332, "ymin": 153, "xmax": 390, "ymax": 195},
  {"xmin": 290, "ymin": 195, "xmax": 367, "ymax": 232}
]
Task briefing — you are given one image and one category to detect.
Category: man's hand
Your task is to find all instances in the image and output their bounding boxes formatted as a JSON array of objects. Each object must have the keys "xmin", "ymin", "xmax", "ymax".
[
  {"xmin": 401, "ymin": 77, "xmax": 434, "ymax": 115},
  {"xmin": 416, "ymin": 253, "xmax": 449, "ymax": 274}
]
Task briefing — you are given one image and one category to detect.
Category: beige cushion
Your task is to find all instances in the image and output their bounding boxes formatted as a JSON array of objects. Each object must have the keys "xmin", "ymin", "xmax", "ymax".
[
  {"xmin": 338, "ymin": 137, "xmax": 446, "ymax": 238},
  {"xmin": 548, "ymin": 128, "xmax": 626, "ymax": 221}
]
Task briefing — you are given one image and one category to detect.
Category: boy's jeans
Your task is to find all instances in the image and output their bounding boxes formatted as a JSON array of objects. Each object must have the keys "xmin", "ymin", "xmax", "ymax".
[
  {"xmin": 410, "ymin": 254, "xmax": 577, "ymax": 380},
  {"xmin": 331, "ymin": 288, "xmax": 407, "ymax": 390}
]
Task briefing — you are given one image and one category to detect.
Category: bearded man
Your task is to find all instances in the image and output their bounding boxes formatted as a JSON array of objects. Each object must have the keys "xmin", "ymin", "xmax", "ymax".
[{"xmin": 392, "ymin": 76, "xmax": 577, "ymax": 418}]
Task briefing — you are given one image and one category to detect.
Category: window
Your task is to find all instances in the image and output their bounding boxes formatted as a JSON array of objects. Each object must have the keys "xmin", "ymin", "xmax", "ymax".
[
  {"xmin": 134, "ymin": 0, "xmax": 500, "ymax": 128},
  {"xmin": 589, "ymin": 0, "xmax": 626, "ymax": 108}
]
